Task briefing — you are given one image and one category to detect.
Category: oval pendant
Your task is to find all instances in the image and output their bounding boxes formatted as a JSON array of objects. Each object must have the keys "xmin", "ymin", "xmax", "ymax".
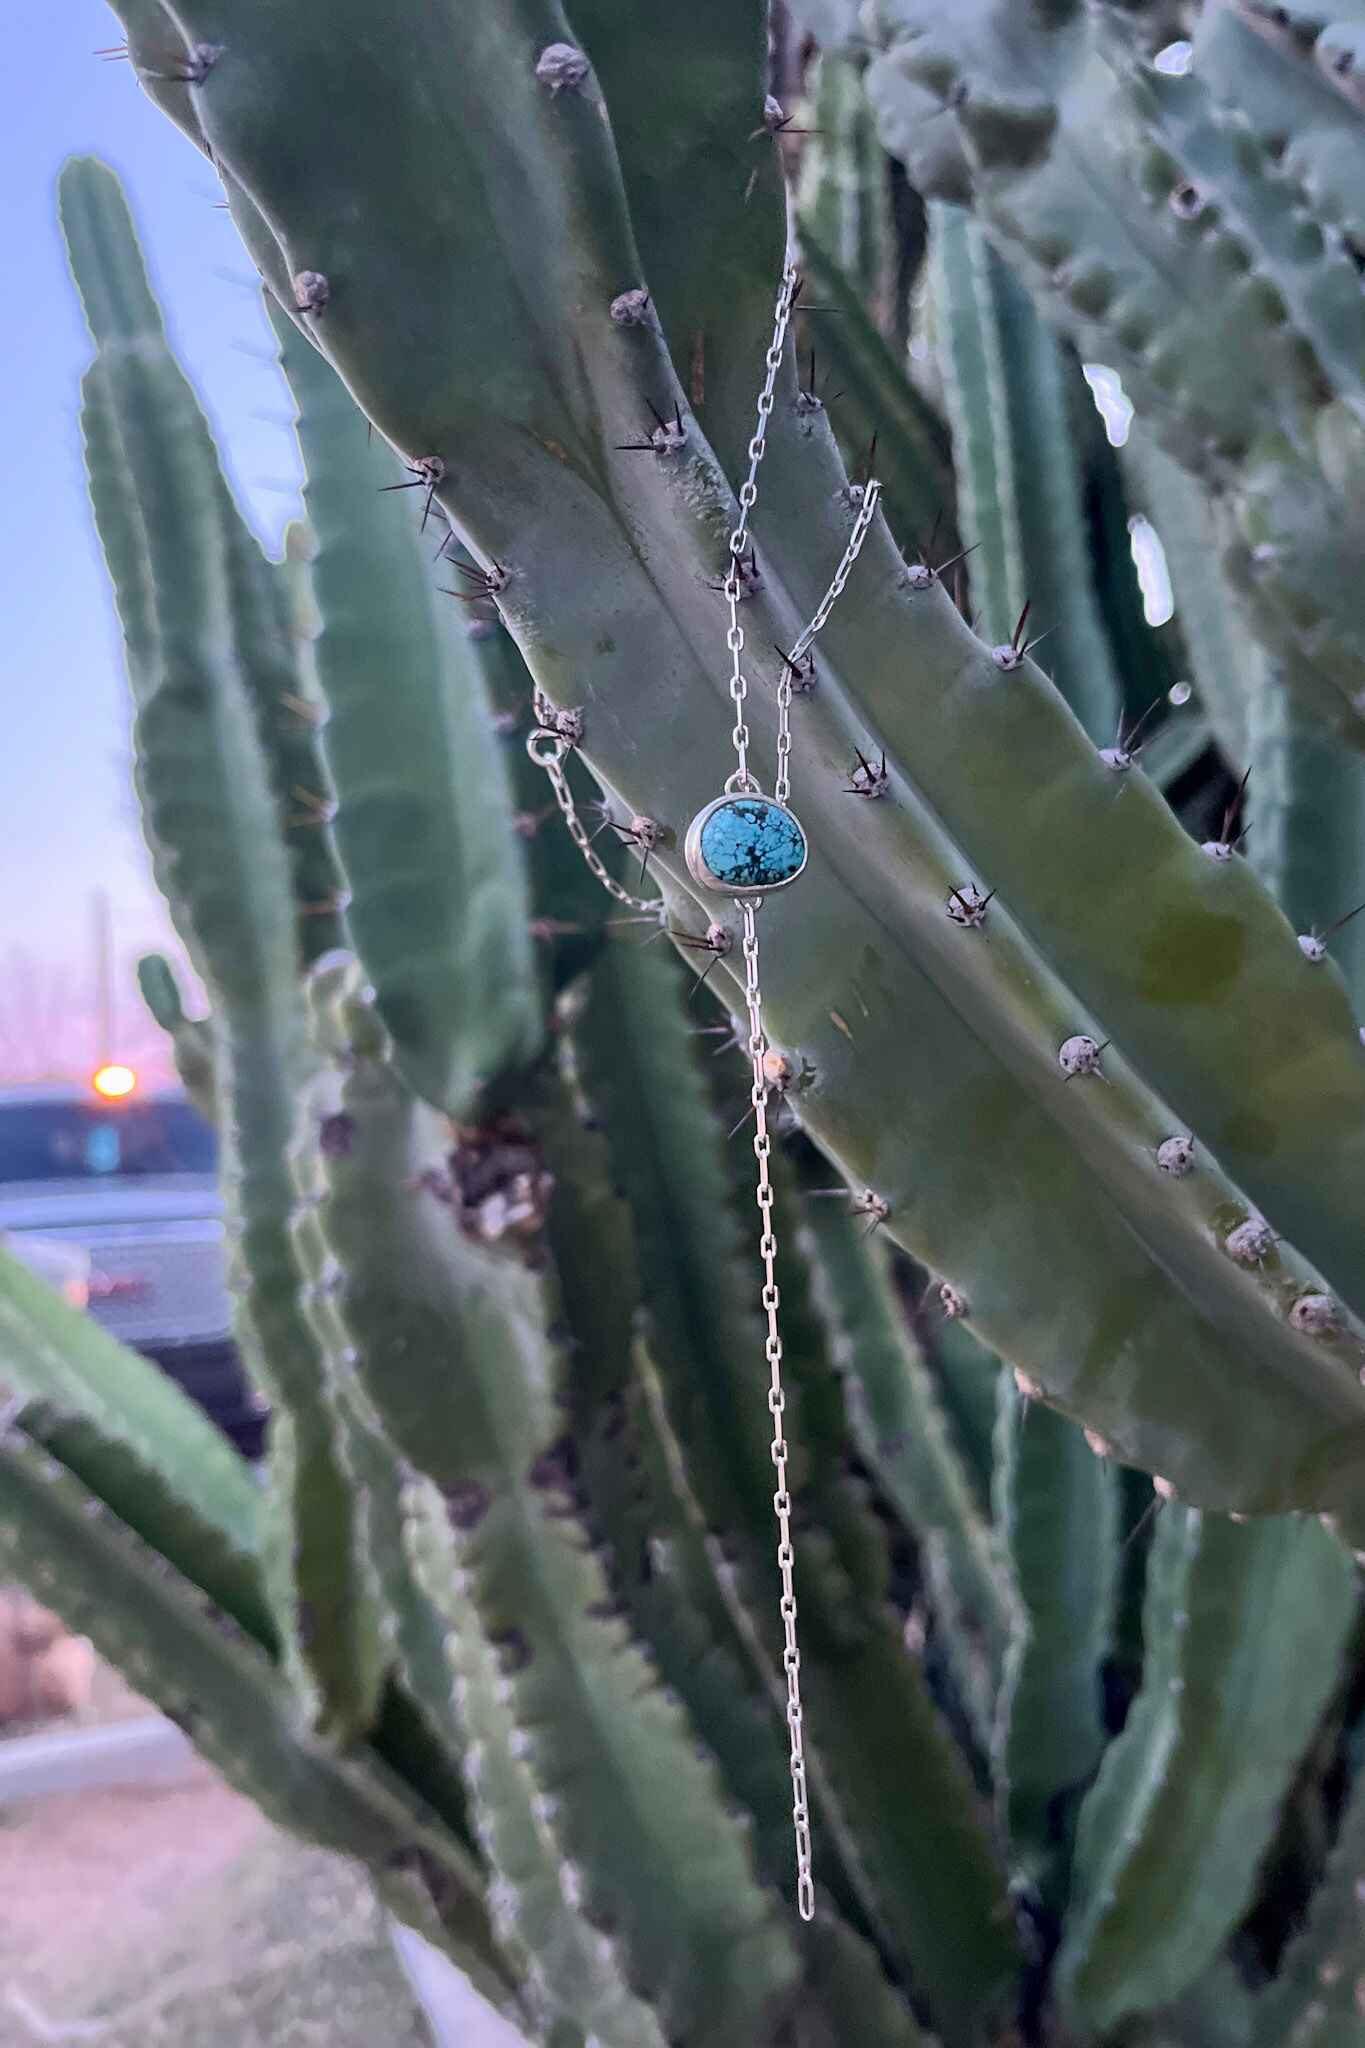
[{"xmin": 684, "ymin": 793, "xmax": 808, "ymax": 895}]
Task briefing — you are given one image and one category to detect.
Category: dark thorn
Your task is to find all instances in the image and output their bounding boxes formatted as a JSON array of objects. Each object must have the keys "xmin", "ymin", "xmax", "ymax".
[
  {"xmin": 1021, "ymin": 624, "xmax": 1059, "ymax": 661},
  {"xmin": 1324, "ymin": 898, "xmax": 1365, "ymax": 939},
  {"xmin": 1119, "ymin": 1491, "xmax": 1164, "ymax": 1559},
  {"xmin": 1222, "ymin": 767, "xmax": 1252, "ymax": 845},
  {"xmin": 1011, "ymin": 599, "xmax": 1032, "ymax": 654},
  {"xmin": 1115, "ymin": 695, "xmax": 1165, "ymax": 758},
  {"xmin": 937, "ymin": 542, "xmax": 980, "ymax": 580},
  {"xmin": 644, "ymin": 398, "xmax": 668, "ymax": 433},
  {"xmin": 689, "ymin": 954, "xmax": 724, "ymax": 1001}
]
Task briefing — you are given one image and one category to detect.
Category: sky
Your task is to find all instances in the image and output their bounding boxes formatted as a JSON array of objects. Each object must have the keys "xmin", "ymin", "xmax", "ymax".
[{"xmin": 3, "ymin": 4, "xmax": 302, "ymax": 1081}]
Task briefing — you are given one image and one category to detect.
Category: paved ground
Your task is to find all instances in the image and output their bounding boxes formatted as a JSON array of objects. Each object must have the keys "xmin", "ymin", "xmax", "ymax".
[{"xmin": 0, "ymin": 1765, "xmax": 439, "ymax": 2045}]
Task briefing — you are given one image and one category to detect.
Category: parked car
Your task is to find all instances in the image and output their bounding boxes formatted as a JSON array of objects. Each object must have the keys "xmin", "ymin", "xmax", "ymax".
[{"xmin": 0, "ymin": 1081, "xmax": 266, "ymax": 1457}]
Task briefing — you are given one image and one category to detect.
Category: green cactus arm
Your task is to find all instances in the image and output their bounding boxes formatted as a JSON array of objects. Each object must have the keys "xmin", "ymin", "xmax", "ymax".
[
  {"xmin": 567, "ymin": 0, "xmax": 784, "ymax": 482},
  {"xmin": 926, "ymin": 201, "xmax": 1022, "ymax": 650},
  {"xmin": 308, "ymin": 981, "xmax": 802, "ymax": 2048},
  {"xmin": 927, "ymin": 1315, "xmax": 1004, "ymax": 1517},
  {"xmin": 1251, "ymin": 1740, "xmax": 1365, "ymax": 2048},
  {"xmin": 0, "ymin": 1419, "xmax": 516, "ymax": 2013},
  {"xmin": 573, "ymin": 938, "xmax": 1017, "ymax": 2041},
  {"xmin": 799, "ymin": 1188, "xmax": 1010, "ymax": 1748},
  {"xmin": 223, "ymin": 514, "xmax": 349, "ymax": 964},
  {"xmin": 868, "ymin": 3, "xmax": 1365, "ymax": 457},
  {"xmin": 862, "ymin": 5, "xmax": 1365, "ymax": 742},
  {"xmin": 273, "ymin": 308, "xmax": 541, "ymax": 1116},
  {"xmin": 797, "ymin": 54, "xmax": 895, "ymax": 321},
  {"xmin": 1121, "ymin": 431, "xmax": 1257, "ymax": 771},
  {"xmin": 794, "ymin": 223, "xmax": 961, "ymax": 574},
  {"xmin": 1222, "ymin": 405, "xmax": 1365, "ymax": 742},
  {"xmin": 790, "ymin": 1918, "xmax": 930, "ymax": 2048},
  {"xmin": 104, "ymin": 0, "xmax": 1365, "ymax": 1520},
  {"xmin": 0, "ymin": 1241, "xmax": 270, "ymax": 1646},
  {"xmin": 339, "ymin": 1411, "xmax": 485, "ymax": 1861},
  {"xmin": 136, "ymin": 954, "xmax": 218, "ymax": 1122},
  {"xmin": 1057, "ymin": 1507, "xmax": 1359, "ymax": 2031},
  {"xmin": 63, "ymin": 154, "xmax": 346, "ymax": 964},
  {"xmin": 403, "ymin": 1479, "xmax": 674, "ymax": 2048},
  {"xmin": 1248, "ymin": 661, "xmax": 1365, "ymax": 1007},
  {"xmin": 533, "ymin": 1070, "xmax": 927, "ymax": 2033},
  {"xmin": 530, "ymin": 1042, "xmax": 825, "ymax": 1910},
  {"xmin": 1194, "ymin": 0, "xmax": 1365, "ymax": 268},
  {"xmin": 64, "ymin": 155, "xmax": 387, "ymax": 1740},
  {"xmin": 927, "ymin": 201, "xmax": 1121, "ymax": 740},
  {"xmin": 991, "ymin": 1380, "xmax": 1117, "ymax": 1899},
  {"xmin": 470, "ymin": 609, "xmax": 619, "ymax": 993}
]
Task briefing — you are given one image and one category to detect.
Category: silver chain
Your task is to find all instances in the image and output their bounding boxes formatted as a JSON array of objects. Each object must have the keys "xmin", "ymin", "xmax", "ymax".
[
  {"xmin": 525, "ymin": 729, "xmax": 660, "ymax": 914},
  {"xmin": 723, "ymin": 262, "xmax": 801, "ymax": 795},
  {"xmin": 774, "ymin": 478, "xmax": 881, "ymax": 805},
  {"xmin": 739, "ymin": 896, "xmax": 813, "ymax": 1919},
  {"xmin": 524, "ymin": 247, "xmax": 884, "ymax": 1927}
]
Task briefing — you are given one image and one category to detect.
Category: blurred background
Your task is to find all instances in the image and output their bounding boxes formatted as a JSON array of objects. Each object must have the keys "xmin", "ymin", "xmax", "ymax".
[
  {"xmin": 0, "ymin": 15, "xmax": 466, "ymax": 2040},
  {"xmin": 4, "ymin": 2, "xmax": 302, "ymax": 1090}
]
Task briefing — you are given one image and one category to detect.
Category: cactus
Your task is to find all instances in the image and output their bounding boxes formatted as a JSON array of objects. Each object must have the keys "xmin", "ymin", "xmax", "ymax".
[{"xmin": 5, "ymin": 0, "xmax": 1365, "ymax": 2033}]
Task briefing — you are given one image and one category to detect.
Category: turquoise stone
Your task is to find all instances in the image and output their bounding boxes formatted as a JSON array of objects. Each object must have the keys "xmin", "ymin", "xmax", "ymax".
[{"xmin": 697, "ymin": 797, "xmax": 806, "ymax": 890}]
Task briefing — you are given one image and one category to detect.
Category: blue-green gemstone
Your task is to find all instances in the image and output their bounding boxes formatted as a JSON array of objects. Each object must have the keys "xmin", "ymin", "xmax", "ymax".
[{"xmin": 698, "ymin": 798, "xmax": 806, "ymax": 889}]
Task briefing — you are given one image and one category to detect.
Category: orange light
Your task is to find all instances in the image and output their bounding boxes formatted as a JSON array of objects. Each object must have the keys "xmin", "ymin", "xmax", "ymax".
[{"xmin": 92, "ymin": 1063, "xmax": 137, "ymax": 1101}]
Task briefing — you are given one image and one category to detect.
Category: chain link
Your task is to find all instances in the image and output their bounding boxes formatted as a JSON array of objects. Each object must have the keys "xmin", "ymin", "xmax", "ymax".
[
  {"xmin": 724, "ymin": 260, "xmax": 802, "ymax": 795},
  {"xmin": 739, "ymin": 898, "xmax": 814, "ymax": 1919},
  {"xmin": 774, "ymin": 480, "xmax": 881, "ymax": 806},
  {"xmin": 525, "ymin": 731, "xmax": 661, "ymax": 914}
]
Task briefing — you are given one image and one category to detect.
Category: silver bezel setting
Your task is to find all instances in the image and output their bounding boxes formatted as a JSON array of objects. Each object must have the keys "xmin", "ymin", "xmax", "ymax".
[{"xmin": 684, "ymin": 793, "xmax": 809, "ymax": 897}]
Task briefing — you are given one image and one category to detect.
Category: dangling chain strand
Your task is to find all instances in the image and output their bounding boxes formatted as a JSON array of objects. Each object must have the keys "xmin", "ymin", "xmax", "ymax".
[
  {"xmin": 774, "ymin": 478, "xmax": 881, "ymax": 805},
  {"xmin": 526, "ymin": 729, "xmax": 659, "ymax": 914},
  {"xmin": 724, "ymin": 261, "xmax": 802, "ymax": 794},
  {"xmin": 727, "ymin": 258, "xmax": 812, "ymax": 1921},
  {"xmin": 739, "ymin": 897, "xmax": 814, "ymax": 1918},
  {"xmin": 524, "ymin": 247, "xmax": 886, "ymax": 1926}
]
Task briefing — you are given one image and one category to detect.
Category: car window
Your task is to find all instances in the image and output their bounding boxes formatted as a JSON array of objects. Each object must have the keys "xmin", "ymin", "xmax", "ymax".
[{"xmin": 0, "ymin": 1102, "xmax": 217, "ymax": 1183}]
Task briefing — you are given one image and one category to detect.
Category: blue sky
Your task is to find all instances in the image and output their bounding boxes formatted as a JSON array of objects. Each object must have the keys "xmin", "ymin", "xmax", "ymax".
[{"xmin": 3, "ymin": 4, "xmax": 301, "ymax": 1078}]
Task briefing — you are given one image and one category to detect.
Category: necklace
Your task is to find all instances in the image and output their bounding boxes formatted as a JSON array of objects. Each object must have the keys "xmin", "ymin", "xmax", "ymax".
[{"xmin": 530, "ymin": 255, "xmax": 880, "ymax": 1921}]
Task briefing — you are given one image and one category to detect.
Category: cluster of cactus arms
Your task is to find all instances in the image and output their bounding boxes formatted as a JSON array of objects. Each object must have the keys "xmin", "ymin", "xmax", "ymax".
[{"xmin": 8, "ymin": 0, "xmax": 1365, "ymax": 2037}]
